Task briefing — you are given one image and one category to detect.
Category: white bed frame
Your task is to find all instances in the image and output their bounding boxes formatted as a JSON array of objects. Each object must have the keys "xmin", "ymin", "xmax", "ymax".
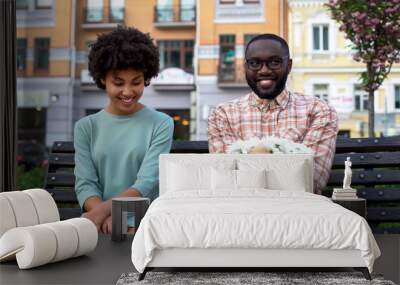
[
  {"xmin": 148, "ymin": 248, "xmax": 365, "ymax": 268},
  {"xmin": 138, "ymin": 154, "xmax": 371, "ymax": 280},
  {"xmin": 141, "ymin": 248, "xmax": 370, "ymax": 280}
]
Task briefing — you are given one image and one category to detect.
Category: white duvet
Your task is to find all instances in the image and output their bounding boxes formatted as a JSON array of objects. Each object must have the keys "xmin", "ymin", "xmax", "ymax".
[{"xmin": 131, "ymin": 190, "xmax": 380, "ymax": 273}]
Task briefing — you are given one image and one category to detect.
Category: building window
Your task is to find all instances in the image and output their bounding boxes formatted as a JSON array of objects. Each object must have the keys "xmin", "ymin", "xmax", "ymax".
[
  {"xmin": 354, "ymin": 85, "xmax": 368, "ymax": 111},
  {"xmin": 313, "ymin": 84, "xmax": 329, "ymax": 103},
  {"xmin": 220, "ymin": 35, "xmax": 235, "ymax": 56},
  {"xmin": 219, "ymin": 0, "xmax": 236, "ymax": 3},
  {"xmin": 312, "ymin": 24, "xmax": 329, "ymax": 51},
  {"xmin": 219, "ymin": 35, "xmax": 236, "ymax": 81},
  {"xmin": 35, "ymin": 0, "xmax": 52, "ymax": 9},
  {"xmin": 180, "ymin": 0, "xmax": 196, "ymax": 22},
  {"xmin": 158, "ymin": 109, "xmax": 190, "ymax": 140},
  {"xmin": 158, "ymin": 40, "xmax": 194, "ymax": 73},
  {"xmin": 156, "ymin": 0, "xmax": 173, "ymax": 22},
  {"xmin": 244, "ymin": 34, "xmax": 259, "ymax": 56},
  {"xmin": 16, "ymin": 38, "xmax": 27, "ymax": 72},
  {"xmin": 243, "ymin": 0, "xmax": 260, "ymax": 3},
  {"xmin": 110, "ymin": 0, "xmax": 124, "ymax": 22},
  {"xmin": 17, "ymin": 107, "xmax": 47, "ymax": 170},
  {"xmin": 395, "ymin": 85, "xmax": 400, "ymax": 109},
  {"xmin": 85, "ymin": 0, "xmax": 103, "ymax": 23},
  {"xmin": 34, "ymin": 38, "xmax": 50, "ymax": 71},
  {"xmin": 17, "ymin": 108, "xmax": 47, "ymax": 144},
  {"xmin": 16, "ymin": 0, "xmax": 29, "ymax": 9}
]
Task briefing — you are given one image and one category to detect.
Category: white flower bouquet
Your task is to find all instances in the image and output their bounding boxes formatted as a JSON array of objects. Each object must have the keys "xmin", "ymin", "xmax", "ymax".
[{"xmin": 227, "ymin": 136, "xmax": 313, "ymax": 155}]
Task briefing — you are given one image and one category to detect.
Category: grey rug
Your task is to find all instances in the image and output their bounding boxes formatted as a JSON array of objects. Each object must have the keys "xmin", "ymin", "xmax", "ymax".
[{"xmin": 117, "ymin": 272, "xmax": 396, "ymax": 285}]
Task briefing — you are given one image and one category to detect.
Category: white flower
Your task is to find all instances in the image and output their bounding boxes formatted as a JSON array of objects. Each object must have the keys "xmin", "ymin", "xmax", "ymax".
[{"xmin": 227, "ymin": 136, "xmax": 313, "ymax": 155}]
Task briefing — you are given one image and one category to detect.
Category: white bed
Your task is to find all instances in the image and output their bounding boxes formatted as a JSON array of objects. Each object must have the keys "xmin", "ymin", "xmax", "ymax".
[{"xmin": 131, "ymin": 154, "xmax": 380, "ymax": 280}]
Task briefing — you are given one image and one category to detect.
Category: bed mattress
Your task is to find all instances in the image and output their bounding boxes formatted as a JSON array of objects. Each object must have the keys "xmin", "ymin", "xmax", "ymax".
[{"xmin": 131, "ymin": 190, "xmax": 380, "ymax": 273}]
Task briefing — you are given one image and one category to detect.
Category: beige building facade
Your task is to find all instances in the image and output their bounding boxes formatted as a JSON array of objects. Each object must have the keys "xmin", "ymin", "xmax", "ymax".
[
  {"xmin": 288, "ymin": 0, "xmax": 400, "ymax": 137},
  {"xmin": 16, "ymin": 0, "xmax": 398, "ymax": 147},
  {"xmin": 75, "ymin": 0, "xmax": 196, "ymax": 140},
  {"xmin": 16, "ymin": 0, "xmax": 75, "ymax": 146},
  {"xmin": 195, "ymin": 0, "xmax": 288, "ymax": 139}
]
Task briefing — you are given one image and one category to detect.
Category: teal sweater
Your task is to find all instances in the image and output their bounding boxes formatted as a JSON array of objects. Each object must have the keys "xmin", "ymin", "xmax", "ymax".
[{"xmin": 74, "ymin": 107, "xmax": 174, "ymax": 209}]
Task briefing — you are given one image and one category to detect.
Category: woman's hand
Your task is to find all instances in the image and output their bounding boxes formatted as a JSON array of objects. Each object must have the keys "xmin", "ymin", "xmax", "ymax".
[
  {"xmin": 82, "ymin": 188, "xmax": 142, "ymax": 233},
  {"xmin": 101, "ymin": 216, "xmax": 112, "ymax": 234},
  {"xmin": 100, "ymin": 216, "xmax": 136, "ymax": 235},
  {"xmin": 82, "ymin": 203, "xmax": 110, "ymax": 232}
]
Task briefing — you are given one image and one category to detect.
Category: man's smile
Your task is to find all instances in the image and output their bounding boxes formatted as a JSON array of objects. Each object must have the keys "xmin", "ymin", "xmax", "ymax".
[{"xmin": 257, "ymin": 78, "xmax": 276, "ymax": 89}]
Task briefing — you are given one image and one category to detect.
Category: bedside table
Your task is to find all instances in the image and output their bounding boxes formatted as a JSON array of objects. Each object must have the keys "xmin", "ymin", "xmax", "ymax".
[{"xmin": 331, "ymin": 198, "xmax": 366, "ymax": 218}]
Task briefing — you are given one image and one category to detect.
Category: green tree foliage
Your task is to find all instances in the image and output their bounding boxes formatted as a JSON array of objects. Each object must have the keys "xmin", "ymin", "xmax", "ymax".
[{"xmin": 16, "ymin": 165, "xmax": 45, "ymax": 190}]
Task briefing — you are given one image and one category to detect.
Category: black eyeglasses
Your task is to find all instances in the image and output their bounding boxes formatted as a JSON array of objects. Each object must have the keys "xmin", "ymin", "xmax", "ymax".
[{"xmin": 245, "ymin": 56, "xmax": 289, "ymax": 71}]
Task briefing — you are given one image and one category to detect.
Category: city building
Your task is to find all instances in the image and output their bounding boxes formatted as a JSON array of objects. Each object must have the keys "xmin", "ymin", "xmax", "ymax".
[
  {"xmin": 195, "ymin": 0, "xmax": 288, "ymax": 139},
  {"xmin": 15, "ymin": 0, "xmax": 288, "ymax": 144},
  {"xmin": 288, "ymin": 0, "xmax": 400, "ymax": 137},
  {"xmin": 16, "ymin": 0, "xmax": 400, "ymax": 149},
  {"xmin": 16, "ymin": 0, "xmax": 197, "ymax": 146},
  {"xmin": 75, "ymin": 0, "xmax": 196, "ymax": 141},
  {"xmin": 16, "ymin": 0, "xmax": 75, "ymax": 146}
]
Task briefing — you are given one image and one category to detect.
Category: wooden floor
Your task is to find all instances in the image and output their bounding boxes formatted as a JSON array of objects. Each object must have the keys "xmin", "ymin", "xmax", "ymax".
[{"xmin": 374, "ymin": 234, "xmax": 400, "ymax": 284}]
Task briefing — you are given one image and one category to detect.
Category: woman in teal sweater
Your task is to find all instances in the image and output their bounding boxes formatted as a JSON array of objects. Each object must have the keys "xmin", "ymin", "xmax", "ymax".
[{"xmin": 74, "ymin": 26, "xmax": 173, "ymax": 234}]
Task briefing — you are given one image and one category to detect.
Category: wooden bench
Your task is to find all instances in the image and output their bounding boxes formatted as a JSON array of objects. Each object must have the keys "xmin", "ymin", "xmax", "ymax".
[{"xmin": 45, "ymin": 136, "xmax": 400, "ymax": 234}]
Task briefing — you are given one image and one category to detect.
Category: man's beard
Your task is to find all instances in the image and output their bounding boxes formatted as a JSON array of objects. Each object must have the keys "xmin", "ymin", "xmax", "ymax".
[{"xmin": 246, "ymin": 72, "xmax": 289, "ymax": 100}]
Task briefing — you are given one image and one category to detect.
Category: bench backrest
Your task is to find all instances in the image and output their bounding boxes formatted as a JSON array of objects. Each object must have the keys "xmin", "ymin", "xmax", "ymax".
[{"xmin": 45, "ymin": 136, "xmax": 400, "ymax": 233}]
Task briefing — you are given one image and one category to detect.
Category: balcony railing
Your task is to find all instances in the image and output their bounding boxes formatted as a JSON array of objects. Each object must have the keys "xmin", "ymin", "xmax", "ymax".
[
  {"xmin": 83, "ymin": 7, "xmax": 124, "ymax": 25},
  {"xmin": 154, "ymin": 5, "xmax": 196, "ymax": 26},
  {"xmin": 217, "ymin": 62, "xmax": 247, "ymax": 87}
]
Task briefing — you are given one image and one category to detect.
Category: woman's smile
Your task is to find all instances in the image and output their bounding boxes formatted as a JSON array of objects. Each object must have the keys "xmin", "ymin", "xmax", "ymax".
[{"xmin": 118, "ymin": 95, "xmax": 137, "ymax": 105}]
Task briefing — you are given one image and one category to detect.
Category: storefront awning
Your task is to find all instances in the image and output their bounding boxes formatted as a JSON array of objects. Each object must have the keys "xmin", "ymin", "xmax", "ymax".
[
  {"xmin": 17, "ymin": 90, "xmax": 49, "ymax": 108},
  {"xmin": 152, "ymin": 68, "xmax": 195, "ymax": 91}
]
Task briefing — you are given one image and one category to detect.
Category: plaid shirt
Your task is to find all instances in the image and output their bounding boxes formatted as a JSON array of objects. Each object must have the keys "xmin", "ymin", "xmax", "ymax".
[{"xmin": 208, "ymin": 89, "xmax": 339, "ymax": 194}]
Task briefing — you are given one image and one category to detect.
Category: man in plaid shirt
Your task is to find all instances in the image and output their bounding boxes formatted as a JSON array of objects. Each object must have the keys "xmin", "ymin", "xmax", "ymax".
[{"xmin": 208, "ymin": 34, "xmax": 338, "ymax": 194}]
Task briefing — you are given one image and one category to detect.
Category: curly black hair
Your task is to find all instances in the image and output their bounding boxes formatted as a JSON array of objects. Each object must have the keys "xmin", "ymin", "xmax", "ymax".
[{"xmin": 88, "ymin": 26, "xmax": 159, "ymax": 89}]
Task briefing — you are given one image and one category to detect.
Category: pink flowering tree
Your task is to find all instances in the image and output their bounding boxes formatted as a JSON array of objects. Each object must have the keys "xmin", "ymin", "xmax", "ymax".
[{"xmin": 326, "ymin": 0, "xmax": 400, "ymax": 137}]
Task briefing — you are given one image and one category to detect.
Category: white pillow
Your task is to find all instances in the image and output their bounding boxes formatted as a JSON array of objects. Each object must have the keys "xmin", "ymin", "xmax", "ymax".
[
  {"xmin": 237, "ymin": 169, "xmax": 267, "ymax": 189},
  {"xmin": 167, "ymin": 162, "xmax": 210, "ymax": 191},
  {"xmin": 266, "ymin": 165, "xmax": 307, "ymax": 191},
  {"xmin": 166, "ymin": 158, "xmax": 236, "ymax": 192},
  {"xmin": 211, "ymin": 168, "xmax": 267, "ymax": 191},
  {"xmin": 237, "ymin": 156, "xmax": 312, "ymax": 192},
  {"xmin": 211, "ymin": 168, "xmax": 236, "ymax": 190}
]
